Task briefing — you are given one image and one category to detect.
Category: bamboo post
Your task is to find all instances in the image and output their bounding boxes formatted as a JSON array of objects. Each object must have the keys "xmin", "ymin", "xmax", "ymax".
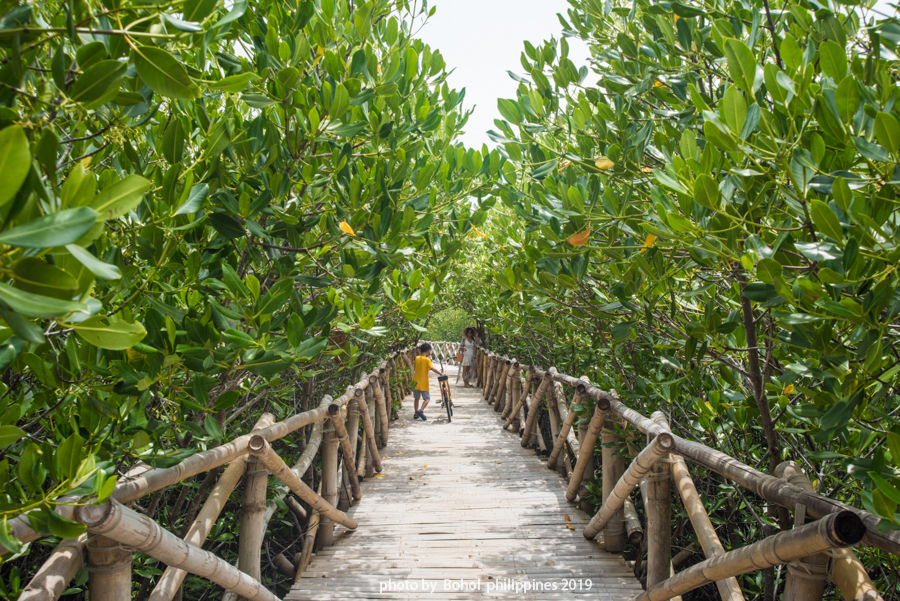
[
  {"xmin": 623, "ymin": 497, "xmax": 644, "ymax": 546},
  {"xmin": 365, "ymin": 400, "xmax": 376, "ymax": 478},
  {"xmin": 329, "ymin": 400, "xmax": 361, "ymax": 500},
  {"xmin": 584, "ymin": 432, "xmax": 674, "ymax": 539},
  {"xmin": 75, "ymin": 499, "xmax": 280, "ymax": 601},
  {"xmin": 237, "ymin": 449, "xmax": 268, "ymax": 586},
  {"xmin": 347, "ymin": 399, "xmax": 360, "ymax": 476},
  {"xmin": 356, "ymin": 386, "xmax": 382, "ymax": 473},
  {"xmin": 646, "ymin": 411, "xmax": 673, "ymax": 589},
  {"xmin": 357, "ymin": 426, "xmax": 368, "ymax": 478},
  {"xmin": 370, "ymin": 384, "xmax": 383, "ymax": 450},
  {"xmin": 566, "ymin": 396, "xmax": 609, "ymax": 501},
  {"xmin": 150, "ymin": 415, "xmax": 275, "ymax": 601},
  {"xmin": 635, "ymin": 511, "xmax": 865, "ymax": 601},
  {"xmin": 483, "ymin": 356, "xmax": 496, "ymax": 401},
  {"xmin": 493, "ymin": 359, "xmax": 512, "ymax": 410},
  {"xmin": 248, "ymin": 436, "xmax": 358, "ymax": 530},
  {"xmin": 504, "ymin": 368, "xmax": 520, "ymax": 421},
  {"xmin": 775, "ymin": 461, "xmax": 837, "ymax": 601},
  {"xmin": 480, "ymin": 354, "xmax": 491, "ymax": 400},
  {"xmin": 87, "ymin": 535, "xmax": 131, "ymax": 601},
  {"xmin": 547, "ymin": 376, "xmax": 562, "ymax": 454},
  {"xmin": 520, "ymin": 372, "xmax": 552, "ymax": 447},
  {"xmin": 502, "ymin": 369, "xmax": 533, "ymax": 429},
  {"xmin": 320, "ymin": 413, "xmax": 339, "ymax": 548},
  {"xmin": 548, "ymin": 383, "xmax": 584, "ymax": 469},
  {"xmin": 369, "ymin": 374, "xmax": 390, "ymax": 447},
  {"xmin": 602, "ymin": 417, "xmax": 626, "ymax": 553},
  {"xmin": 380, "ymin": 368, "xmax": 393, "ymax": 423}
]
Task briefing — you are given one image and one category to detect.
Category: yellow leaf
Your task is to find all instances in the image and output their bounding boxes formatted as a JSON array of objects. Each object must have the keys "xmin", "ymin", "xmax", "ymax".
[
  {"xmin": 639, "ymin": 234, "xmax": 657, "ymax": 253},
  {"xmin": 470, "ymin": 224, "xmax": 487, "ymax": 238},
  {"xmin": 783, "ymin": 384, "xmax": 794, "ymax": 395},
  {"xmin": 653, "ymin": 81, "xmax": 665, "ymax": 88},
  {"xmin": 564, "ymin": 515, "xmax": 570, "ymax": 522},
  {"xmin": 424, "ymin": 465, "xmax": 427, "ymax": 468},
  {"xmin": 126, "ymin": 348, "xmax": 141, "ymax": 362},
  {"xmin": 674, "ymin": 14, "xmax": 680, "ymax": 21},
  {"xmin": 557, "ymin": 160, "xmax": 571, "ymax": 172},
  {"xmin": 339, "ymin": 221, "xmax": 355, "ymax": 236},
  {"xmin": 375, "ymin": 474, "xmax": 385, "ymax": 478},
  {"xmin": 595, "ymin": 157, "xmax": 614, "ymax": 170},
  {"xmin": 565, "ymin": 524, "xmax": 575, "ymax": 530},
  {"xmin": 568, "ymin": 223, "xmax": 591, "ymax": 247}
]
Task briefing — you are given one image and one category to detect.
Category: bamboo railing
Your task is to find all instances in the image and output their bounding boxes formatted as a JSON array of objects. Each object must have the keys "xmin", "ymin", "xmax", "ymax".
[
  {"xmin": 475, "ymin": 345, "xmax": 888, "ymax": 601},
  {"xmin": 15, "ymin": 346, "xmax": 418, "ymax": 601}
]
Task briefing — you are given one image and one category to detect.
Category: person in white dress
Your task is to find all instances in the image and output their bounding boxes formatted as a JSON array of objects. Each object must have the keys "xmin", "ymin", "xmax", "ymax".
[{"xmin": 459, "ymin": 327, "xmax": 478, "ymax": 387}]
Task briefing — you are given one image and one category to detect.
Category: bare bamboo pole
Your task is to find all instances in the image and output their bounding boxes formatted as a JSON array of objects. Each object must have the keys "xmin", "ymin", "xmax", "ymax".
[
  {"xmin": 75, "ymin": 499, "xmax": 279, "ymax": 601},
  {"xmin": 356, "ymin": 385, "xmax": 382, "ymax": 473},
  {"xmin": 584, "ymin": 432, "xmax": 674, "ymax": 539},
  {"xmin": 832, "ymin": 547, "xmax": 883, "ymax": 601},
  {"xmin": 635, "ymin": 511, "xmax": 865, "ymax": 601},
  {"xmin": 547, "ymin": 379, "xmax": 562, "ymax": 457},
  {"xmin": 347, "ymin": 398, "xmax": 360, "ymax": 478},
  {"xmin": 18, "ymin": 536, "xmax": 84, "ymax": 601},
  {"xmin": 775, "ymin": 461, "xmax": 846, "ymax": 601},
  {"xmin": 150, "ymin": 414, "xmax": 276, "ymax": 601},
  {"xmin": 370, "ymin": 384, "xmax": 383, "ymax": 451},
  {"xmin": 379, "ymin": 367, "xmax": 393, "ymax": 425},
  {"xmin": 520, "ymin": 372, "xmax": 552, "ymax": 447},
  {"xmin": 485, "ymin": 356, "xmax": 499, "ymax": 402},
  {"xmin": 295, "ymin": 482, "xmax": 323, "ymax": 582},
  {"xmin": 357, "ymin": 425, "xmax": 368, "ymax": 479},
  {"xmin": 248, "ymin": 436, "xmax": 358, "ymax": 530},
  {"xmin": 566, "ymin": 394, "xmax": 609, "ymax": 501},
  {"xmin": 365, "ymin": 400, "xmax": 376, "ymax": 478},
  {"xmin": 329, "ymin": 398, "xmax": 361, "ymax": 501},
  {"xmin": 493, "ymin": 360, "xmax": 513, "ymax": 411},
  {"xmin": 481, "ymin": 355, "xmax": 492, "ymax": 400},
  {"xmin": 503, "ymin": 368, "xmax": 521, "ymax": 422},
  {"xmin": 319, "ymin": 413, "xmax": 339, "ymax": 548},
  {"xmin": 646, "ymin": 411, "xmax": 673, "ymax": 590},
  {"xmin": 623, "ymin": 497, "xmax": 644, "ymax": 546},
  {"xmin": 502, "ymin": 369, "xmax": 533, "ymax": 429},
  {"xmin": 237, "ymin": 437, "xmax": 269, "ymax": 587},
  {"xmin": 548, "ymin": 383, "xmax": 585, "ymax": 469}
]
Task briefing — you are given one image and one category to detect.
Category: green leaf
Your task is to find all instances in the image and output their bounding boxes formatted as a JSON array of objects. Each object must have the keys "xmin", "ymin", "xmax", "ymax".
[
  {"xmin": 12, "ymin": 258, "xmax": 78, "ymax": 300},
  {"xmin": 70, "ymin": 60, "xmax": 127, "ymax": 104},
  {"xmin": 295, "ymin": 336, "xmax": 328, "ymax": 360},
  {"xmin": 724, "ymin": 39, "xmax": 758, "ymax": 94},
  {"xmin": 693, "ymin": 174, "xmax": 720, "ymax": 209},
  {"xmin": 90, "ymin": 175, "xmax": 151, "ymax": 221},
  {"xmin": 57, "ymin": 433, "xmax": 82, "ymax": 480},
  {"xmin": 819, "ymin": 41, "xmax": 847, "ymax": 81},
  {"xmin": 65, "ymin": 244, "xmax": 122, "ymax": 280},
  {"xmin": 327, "ymin": 121, "xmax": 368, "ymax": 137},
  {"xmin": 0, "ymin": 283, "xmax": 90, "ymax": 319},
  {"xmin": 0, "ymin": 426, "xmax": 25, "ymax": 450},
  {"xmin": 174, "ymin": 184, "xmax": 208, "ymax": 215},
  {"xmin": 213, "ymin": 390, "xmax": 240, "ymax": 410},
  {"xmin": 45, "ymin": 509, "xmax": 86, "ymax": 539},
  {"xmin": 208, "ymin": 213, "xmax": 246, "ymax": 238},
  {"xmin": 223, "ymin": 328, "xmax": 256, "ymax": 348},
  {"xmin": 0, "ymin": 517, "xmax": 22, "ymax": 554},
  {"xmin": 133, "ymin": 46, "xmax": 201, "ymax": 100},
  {"xmin": 875, "ymin": 112, "xmax": 900, "ymax": 155},
  {"xmin": 73, "ymin": 317, "xmax": 147, "ymax": 350},
  {"xmin": 163, "ymin": 13, "xmax": 203, "ymax": 32},
  {"xmin": 742, "ymin": 282, "xmax": 778, "ymax": 302},
  {"xmin": 240, "ymin": 94, "xmax": 276, "ymax": 108},
  {"xmin": 162, "ymin": 119, "xmax": 185, "ymax": 165},
  {"xmin": 256, "ymin": 278, "xmax": 294, "ymax": 316},
  {"xmin": 0, "ymin": 207, "xmax": 98, "ymax": 248},
  {"xmin": 0, "ymin": 125, "xmax": 32, "ymax": 207},
  {"xmin": 209, "ymin": 72, "xmax": 259, "ymax": 93},
  {"xmin": 809, "ymin": 200, "xmax": 843, "ymax": 241},
  {"xmin": 888, "ymin": 432, "xmax": 900, "ymax": 467},
  {"xmin": 870, "ymin": 472, "xmax": 900, "ymax": 506},
  {"xmin": 204, "ymin": 414, "xmax": 223, "ymax": 440},
  {"xmin": 213, "ymin": 0, "xmax": 247, "ymax": 28}
]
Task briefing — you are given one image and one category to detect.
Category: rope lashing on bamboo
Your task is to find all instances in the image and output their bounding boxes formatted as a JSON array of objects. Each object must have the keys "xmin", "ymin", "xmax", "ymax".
[
  {"xmin": 248, "ymin": 436, "xmax": 358, "ymax": 530},
  {"xmin": 787, "ymin": 558, "xmax": 829, "ymax": 580},
  {"xmin": 635, "ymin": 511, "xmax": 865, "ymax": 601},
  {"xmin": 75, "ymin": 499, "xmax": 280, "ymax": 601},
  {"xmin": 584, "ymin": 432, "xmax": 674, "ymax": 539}
]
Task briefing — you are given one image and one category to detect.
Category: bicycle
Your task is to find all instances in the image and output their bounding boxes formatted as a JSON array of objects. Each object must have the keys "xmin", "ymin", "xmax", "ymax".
[{"xmin": 438, "ymin": 374, "xmax": 453, "ymax": 422}]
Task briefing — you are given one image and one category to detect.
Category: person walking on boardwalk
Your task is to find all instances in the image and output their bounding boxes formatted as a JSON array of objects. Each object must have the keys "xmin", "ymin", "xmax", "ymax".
[
  {"xmin": 459, "ymin": 327, "xmax": 478, "ymax": 388},
  {"xmin": 413, "ymin": 343, "xmax": 444, "ymax": 421}
]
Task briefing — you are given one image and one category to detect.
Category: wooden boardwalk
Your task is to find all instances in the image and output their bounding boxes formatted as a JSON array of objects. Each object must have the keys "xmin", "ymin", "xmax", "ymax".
[{"xmin": 287, "ymin": 367, "xmax": 643, "ymax": 600}]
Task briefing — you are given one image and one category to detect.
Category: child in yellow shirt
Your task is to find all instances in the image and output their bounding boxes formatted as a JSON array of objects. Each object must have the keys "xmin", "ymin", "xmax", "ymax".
[{"xmin": 413, "ymin": 343, "xmax": 444, "ymax": 421}]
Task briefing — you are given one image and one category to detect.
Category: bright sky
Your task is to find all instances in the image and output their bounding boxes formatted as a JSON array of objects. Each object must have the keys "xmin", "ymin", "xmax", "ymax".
[{"xmin": 417, "ymin": 0, "xmax": 589, "ymax": 150}]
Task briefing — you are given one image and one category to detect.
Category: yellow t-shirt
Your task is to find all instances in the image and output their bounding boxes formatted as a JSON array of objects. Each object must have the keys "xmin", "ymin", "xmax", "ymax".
[{"xmin": 414, "ymin": 356, "xmax": 433, "ymax": 391}]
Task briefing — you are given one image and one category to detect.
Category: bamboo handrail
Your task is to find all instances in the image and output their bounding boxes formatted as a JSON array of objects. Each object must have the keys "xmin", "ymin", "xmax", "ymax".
[
  {"xmin": 75, "ymin": 499, "xmax": 279, "ymax": 601},
  {"xmin": 584, "ymin": 432, "xmax": 674, "ymax": 539},
  {"xmin": 248, "ymin": 436, "xmax": 358, "ymax": 530},
  {"xmin": 636, "ymin": 511, "xmax": 865, "ymax": 601}
]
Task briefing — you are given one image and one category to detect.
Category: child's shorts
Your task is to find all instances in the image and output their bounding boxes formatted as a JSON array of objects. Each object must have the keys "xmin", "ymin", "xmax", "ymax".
[{"xmin": 413, "ymin": 390, "xmax": 430, "ymax": 401}]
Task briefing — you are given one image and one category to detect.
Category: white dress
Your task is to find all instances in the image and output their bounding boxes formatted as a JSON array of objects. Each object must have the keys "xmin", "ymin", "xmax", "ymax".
[{"xmin": 460, "ymin": 338, "xmax": 476, "ymax": 366}]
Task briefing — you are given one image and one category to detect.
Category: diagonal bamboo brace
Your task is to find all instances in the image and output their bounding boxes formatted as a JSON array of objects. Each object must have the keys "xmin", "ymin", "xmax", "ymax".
[
  {"xmin": 75, "ymin": 499, "xmax": 279, "ymax": 601},
  {"xmin": 584, "ymin": 432, "xmax": 674, "ymax": 539},
  {"xmin": 356, "ymin": 387, "xmax": 383, "ymax": 473},
  {"xmin": 520, "ymin": 373, "xmax": 552, "ymax": 447},
  {"xmin": 636, "ymin": 511, "xmax": 865, "ymax": 601},
  {"xmin": 329, "ymin": 403, "xmax": 362, "ymax": 501},
  {"xmin": 548, "ymin": 381, "xmax": 584, "ymax": 469},
  {"xmin": 248, "ymin": 436, "xmax": 359, "ymax": 530},
  {"xmin": 565, "ymin": 396, "xmax": 609, "ymax": 501}
]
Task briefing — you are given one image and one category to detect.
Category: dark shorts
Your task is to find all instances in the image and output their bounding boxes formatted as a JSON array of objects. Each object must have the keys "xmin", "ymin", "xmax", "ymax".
[{"xmin": 413, "ymin": 390, "xmax": 430, "ymax": 401}]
